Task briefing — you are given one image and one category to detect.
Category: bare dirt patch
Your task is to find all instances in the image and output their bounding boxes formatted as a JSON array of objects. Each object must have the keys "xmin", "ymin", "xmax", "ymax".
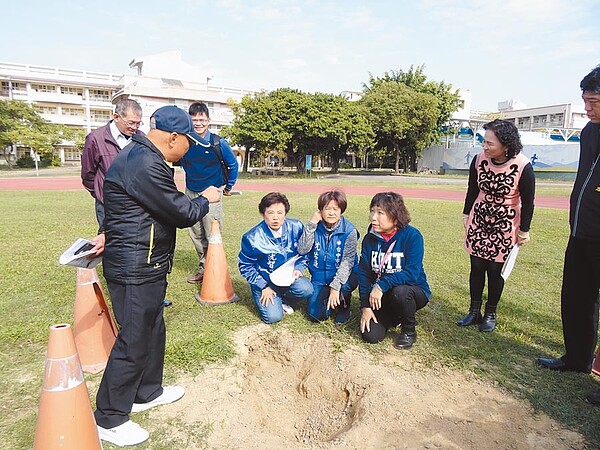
[{"xmin": 157, "ymin": 325, "xmax": 586, "ymax": 449}]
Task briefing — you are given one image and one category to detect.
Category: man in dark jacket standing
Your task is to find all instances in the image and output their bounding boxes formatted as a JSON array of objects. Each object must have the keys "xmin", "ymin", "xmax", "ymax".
[
  {"xmin": 81, "ymin": 98, "xmax": 143, "ymax": 227},
  {"xmin": 91, "ymin": 105, "xmax": 220, "ymax": 446},
  {"xmin": 536, "ymin": 65, "xmax": 600, "ymax": 394}
]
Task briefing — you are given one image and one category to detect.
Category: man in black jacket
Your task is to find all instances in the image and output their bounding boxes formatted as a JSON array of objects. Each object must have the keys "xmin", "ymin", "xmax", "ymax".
[
  {"xmin": 536, "ymin": 65, "xmax": 600, "ymax": 392},
  {"xmin": 91, "ymin": 105, "xmax": 220, "ymax": 446}
]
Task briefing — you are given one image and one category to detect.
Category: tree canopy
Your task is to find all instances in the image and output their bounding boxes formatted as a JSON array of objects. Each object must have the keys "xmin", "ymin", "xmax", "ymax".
[
  {"xmin": 223, "ymin": 89, "xmax": 373, "ymax": 173},
  {"xmin": 362, "ymin": 65, "xmax": 461, "ymax": 172},
  {"xmin": 0, "ymin": 100, "xmax": 81, "ymax": 167}
]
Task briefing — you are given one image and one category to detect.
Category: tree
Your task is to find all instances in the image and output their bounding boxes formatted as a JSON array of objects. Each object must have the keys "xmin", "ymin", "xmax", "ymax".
[
  {"xmin": 0, "ymin": 100, "xmax": 69, "ymax": 168},
  {"xmin": 361, "ymin": 66, "xmax": 460, "ymax": 172},
  {"xmin": 224, "ymin": 89, "xmax": 373, "ymax": 173},
  {"xmin": 364, "ymin": 65, "xmax": 460, "ymax": 130},
  {"xmin": 360, "ymin": 81, "xmax": 439, "ymax": 174}
]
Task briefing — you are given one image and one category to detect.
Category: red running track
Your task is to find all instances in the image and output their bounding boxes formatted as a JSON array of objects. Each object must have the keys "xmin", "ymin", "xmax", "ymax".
[{"xmin": 0, "ymin": 175, "xmax": 569, "ymax": 210}]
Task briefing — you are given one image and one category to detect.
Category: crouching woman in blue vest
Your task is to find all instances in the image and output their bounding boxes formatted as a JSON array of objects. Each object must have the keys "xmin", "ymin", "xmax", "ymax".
[
  {"xmin": 359, "ymin": 192, "xmax": 431, "ymax": 349},
  {"xmin": 297, "ymin": 190, "xmax": 359, "ymax": 324},
  {"xmin": 238, "ymin": 192, "xmax": 313, "ymax": 324}
]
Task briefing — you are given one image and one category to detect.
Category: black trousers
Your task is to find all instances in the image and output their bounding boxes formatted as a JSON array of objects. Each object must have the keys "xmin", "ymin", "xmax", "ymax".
[
  {"xmin": 361, "ymin": 285, "xmax": 428, "ymax": 344},
  {"xmin": 561, "ymin": 236, "xmax": 600, "ymax": 371},
  {"xmin": 94, "ymin": 278, "xmax": 167, "ymax": 428},
  {"xmin": 469, "ymin": 255, "xmax": 504, "ymax": 310}
]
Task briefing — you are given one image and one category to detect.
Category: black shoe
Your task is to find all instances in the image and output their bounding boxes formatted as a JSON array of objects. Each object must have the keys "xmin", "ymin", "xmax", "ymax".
[
  {"xmin": 394, "ymin": 331, "xmax": 417, "ymax": 350},
  {"xmin": 163, "ymin": 299, "xmax": 173, "ymax": 307},
  {"xmin": 457, "ymin": 310, "xmax": 482, "ymax": 326},
  {"xmin": 535, "ymin": 357, "xmax": 590, "ymax": 373},
  {"xmin": 586, "ymin": 389, "xmax": 600, "ymax": 406},
  {"xmin": 479, "ymin": 312, "xmax": 496, "ymax": 332},
  {"xmin": 334, "ymin": 308, "xmax": 352, "ymax": 325}
]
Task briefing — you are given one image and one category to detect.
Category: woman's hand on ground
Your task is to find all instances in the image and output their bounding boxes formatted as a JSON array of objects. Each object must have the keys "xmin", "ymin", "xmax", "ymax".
[
  {"xmin": 360, "ymin": 308, "xmax": 377, "ymax": 333},
  {"xmin": 326, "ymin": 288, "xmax": 341, "ymax": 310}
]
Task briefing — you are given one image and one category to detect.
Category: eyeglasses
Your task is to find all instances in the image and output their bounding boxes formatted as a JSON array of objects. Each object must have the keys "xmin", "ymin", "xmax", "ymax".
[
  {"xmin": 192, "ymin": 118, "xmax": 209, "ymax": 124},
  {"xmin": 120, "ymin": 117, "xmax": 143, "ymax": 128}
]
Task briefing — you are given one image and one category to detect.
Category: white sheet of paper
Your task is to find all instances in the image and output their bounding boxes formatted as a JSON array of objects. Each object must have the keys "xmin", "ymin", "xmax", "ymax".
[
  {"xmin": 501, "ymin": 243, "xmax": 520, "ymax": 281},
  {"xmin": 269, "ymin": 255, "xmax": 301, "ymax": 287}
]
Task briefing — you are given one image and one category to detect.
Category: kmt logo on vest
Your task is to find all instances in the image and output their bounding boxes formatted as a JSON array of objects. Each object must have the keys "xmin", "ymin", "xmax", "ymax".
[{"xmin": 370, "ymin": 251, "xmax": 404, "ymax": 273}]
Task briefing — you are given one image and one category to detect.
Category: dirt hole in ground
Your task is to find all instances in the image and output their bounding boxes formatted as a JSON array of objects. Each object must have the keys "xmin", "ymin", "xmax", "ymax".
[{"xmin": 158, "ymin": 326, "xmax": 586, "ymax": 449}]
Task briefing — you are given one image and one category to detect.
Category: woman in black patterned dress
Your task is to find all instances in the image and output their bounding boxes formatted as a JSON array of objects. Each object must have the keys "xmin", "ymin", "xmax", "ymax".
[{"xmin": 458, "ymin": 119, "xmax": 535, "ymax": 332}]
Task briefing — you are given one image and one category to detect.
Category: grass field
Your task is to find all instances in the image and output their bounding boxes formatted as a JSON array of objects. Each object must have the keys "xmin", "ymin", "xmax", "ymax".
[{"xmin": 1, "ymin": 185, "xmax": 599, "ymax": 448}]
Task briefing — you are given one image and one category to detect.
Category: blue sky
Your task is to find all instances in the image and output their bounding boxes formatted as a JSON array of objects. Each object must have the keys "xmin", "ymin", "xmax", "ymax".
[{"xmin": 3, "ymin": 0, "xmax": 599, "ymax": 111}]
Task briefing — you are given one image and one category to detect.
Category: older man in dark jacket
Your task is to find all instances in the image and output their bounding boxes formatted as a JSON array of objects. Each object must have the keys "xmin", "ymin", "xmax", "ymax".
[
  {"xmin": 536, "ymin": 65, "xmax": 600, "ymax": 396},
  {"xmin": 91, "ymin": 106, "xmax": 220, "ymax": 447},
  {"xmin": 81, "ymin": 98, "xmax": 143, "ymax": 227}
]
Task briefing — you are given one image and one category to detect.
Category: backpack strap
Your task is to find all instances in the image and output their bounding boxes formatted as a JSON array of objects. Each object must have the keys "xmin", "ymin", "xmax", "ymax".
[{"xmin": 211, "ymin": 133, "xmax": 229, "ymax": 186}]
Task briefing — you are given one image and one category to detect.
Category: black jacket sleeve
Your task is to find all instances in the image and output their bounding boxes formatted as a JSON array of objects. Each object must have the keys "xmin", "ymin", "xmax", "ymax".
[
  {"xmin": 518, "ymin": 163, "xmax": 535, "ymax": 232},
  {"xmin": 128, "ymin": 153, "xmax": 209, "ymax": 228},
  {"xmin": 463, "ymin": 156, "xmax": 479, "ymax": 215}
]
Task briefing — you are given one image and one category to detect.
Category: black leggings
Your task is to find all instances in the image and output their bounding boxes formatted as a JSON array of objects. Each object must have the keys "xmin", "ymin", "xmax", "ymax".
[
  {"xmin": 361, "ymin": 285, "xmax": 428, "ymax": 344},
  {"xmin": 469, "ymin": 255, "xmax": 504, "ymax": 310}
]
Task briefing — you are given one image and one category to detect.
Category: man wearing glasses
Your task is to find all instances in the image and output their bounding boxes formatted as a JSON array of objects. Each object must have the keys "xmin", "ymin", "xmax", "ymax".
[
  {"xmin": 179, "ymin": 102, "xmax": 239, "ymax": 285},
  {"xmin": 81, "ymin": 98, "xmax": 144, "ymax": 227}
]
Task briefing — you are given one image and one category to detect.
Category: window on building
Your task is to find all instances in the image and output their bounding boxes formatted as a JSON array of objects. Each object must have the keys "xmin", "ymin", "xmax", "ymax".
[
  {"xmin": 11, "ymin": 82, "xmax": 26, "ymax": 92},
  {"xmin": 61, "ymin": 86, "xmax": 84, "ymax": 97},
  {"xmin": 90, "ymin": 109, "xmax": 112, "ymax": 121},
  {"xmin": 89, "ymin": 89, "xmax": 111, "ymax": 101},
  {"xmin": 32, "ymin": 84, "xmax": 56, "ymax": 93},
  {"xmin": 64, "ymin": 148, "xmax": 82, "ymax": 161},
  {"xmin": 62, "ymin": 107, "xmax": 84, "ymax": 117},
  {"xmin": 35, "ymin": 105, "xmax": 58, "ymax": 115},
  {"xmin": 548, "ymin": 113, "xmax": 564, "ymax": 125},
  {"xmin": 2, "ymin": 81, "xmax": 27, "ymax": 95}
]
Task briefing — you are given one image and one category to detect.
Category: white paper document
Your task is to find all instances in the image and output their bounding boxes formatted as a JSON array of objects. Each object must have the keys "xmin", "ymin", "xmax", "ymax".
[
  {"xmin": 269, "ymin": 255, "xmax": 301, "ymax": 287},
  {"xmin": 59, "ymin": 238, "xmax": 102, "ymax": 269},
  {"xmin": 501, "ymin": 243, "xmax": 520, "ymax": 281}
]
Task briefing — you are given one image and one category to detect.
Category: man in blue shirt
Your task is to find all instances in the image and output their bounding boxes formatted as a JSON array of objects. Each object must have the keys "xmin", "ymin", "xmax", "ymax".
[{"xmin": 180, "ymin": 102, "xmax": 239, "ymax": 284}]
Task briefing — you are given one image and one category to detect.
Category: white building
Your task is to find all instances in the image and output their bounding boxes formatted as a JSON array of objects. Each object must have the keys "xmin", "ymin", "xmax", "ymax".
[
  {"xmin": 497, "ymin": 99, "xmax": 587, "ymax": 140},
  {"xmin": 0, "ymin": 51, "xmax": 256, "ymax": 166}
]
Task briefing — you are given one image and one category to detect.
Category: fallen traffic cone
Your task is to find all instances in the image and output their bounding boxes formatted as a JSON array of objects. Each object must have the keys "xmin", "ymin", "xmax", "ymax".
[
  {"xmin": 73, "ymin": 267, "xmax": 117, "ymax": 374},
  {"xmin": 33, "ymin": 323, "xmax": 102, "ymax": 450},
  {"xmin": 196, "ymin": 220, "xmax": 240, "ymax": 305},
  {"xmin": 593, "ymin": 347, "xmax": 600, "ymax": 376}
]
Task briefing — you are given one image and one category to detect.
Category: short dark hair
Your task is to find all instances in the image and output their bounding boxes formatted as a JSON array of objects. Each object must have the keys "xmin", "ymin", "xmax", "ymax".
[
  {"xmin": 370, "ymin": 192, "xmax": 411, "ymax": 229},
  {"xmin": 317, "ymin": 190, "xmax": 347, "ymax": 213},
  {"xmin": 114, "ymin": 99, "xmax": 142, "ymax": 117},
  {"xmin": 259, "ymin": 192, "xmax": 290, "ymax": 214},
  {"xmin": 189, "ymin": 102, "xmax": 210, "ymax": 117},
  {"xmin": 483, "ymin": 119, "xmax": 523, "ymax": 158},
  {"xmin": 581, "ymin": 65, "xmax": 600, "ymax": 94}
]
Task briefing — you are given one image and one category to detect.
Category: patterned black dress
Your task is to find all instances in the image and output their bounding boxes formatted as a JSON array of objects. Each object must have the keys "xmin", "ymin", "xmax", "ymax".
[{"xmin": 465, "ymin": 152, "xmax": 531, "ymax": 263}]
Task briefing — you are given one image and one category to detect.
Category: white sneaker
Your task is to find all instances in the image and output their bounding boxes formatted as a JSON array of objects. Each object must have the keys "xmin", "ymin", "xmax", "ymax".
[
  {"xmin": 97, "ymin": 420, "xmax": 149, "ymax": 447},
  {"xmin": 282, "ymin": 303, "xmax": 294, "ymax": 315},
  {"xmin": 131, "ymin": 386, "xmax": 185, "ymax": 413}
]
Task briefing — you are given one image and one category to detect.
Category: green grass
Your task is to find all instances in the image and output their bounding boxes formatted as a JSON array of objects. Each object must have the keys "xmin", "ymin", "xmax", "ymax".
[{"xmin": 1, "ymin": 187, "xmax": 599, "ymax": 448}]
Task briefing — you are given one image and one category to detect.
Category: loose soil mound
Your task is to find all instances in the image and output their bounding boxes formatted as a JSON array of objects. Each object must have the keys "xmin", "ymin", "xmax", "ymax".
[{"xmin": 157, "ymin": 326, "xmax": 586, "ymax": 449}]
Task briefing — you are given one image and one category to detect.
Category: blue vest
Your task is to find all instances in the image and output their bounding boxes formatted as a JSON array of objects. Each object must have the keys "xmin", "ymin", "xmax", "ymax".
[{"xmin": 307, "ymin": 216, "xmax": 358, "ymax": 285}]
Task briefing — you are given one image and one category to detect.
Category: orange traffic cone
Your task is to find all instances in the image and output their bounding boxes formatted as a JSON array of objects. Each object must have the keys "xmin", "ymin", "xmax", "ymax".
[
  {"xmin": 593, "ymin": 347, "xmax": 600, "ymax": 376},
  {"xmin": 73, "ymin": 267, "xmax": 117, "ymax": 374},
  {"xmin": 196, "ymin": 220, "xmax": 240, "ymax": 305},
  {"xmin": 33, "ymin": 323, "xmax": 102, "ymax": 450}
]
